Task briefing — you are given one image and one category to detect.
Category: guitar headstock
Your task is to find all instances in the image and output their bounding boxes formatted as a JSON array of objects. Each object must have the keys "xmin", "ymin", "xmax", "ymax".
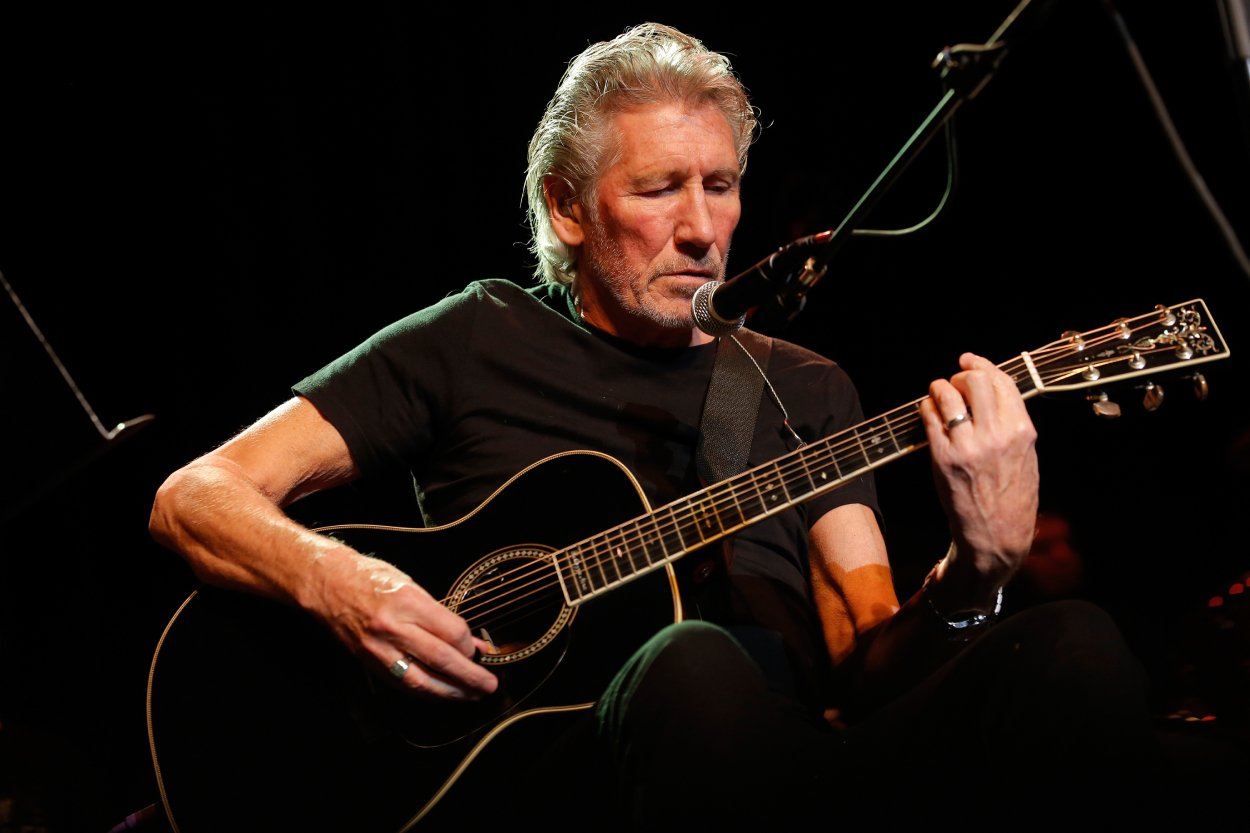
[{"xmin": 1014, "ymin": 299, "xmax": 1230, "ymax": 399}]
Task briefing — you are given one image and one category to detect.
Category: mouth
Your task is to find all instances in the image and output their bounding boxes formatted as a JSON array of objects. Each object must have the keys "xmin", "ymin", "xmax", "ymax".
[
  {"xmin": 666, "ymin": 269, "xmax": 716, "ymax": 283},
  {"xmin": 657, "ymin": 272, "xmax": 714, "ymax": 297}
]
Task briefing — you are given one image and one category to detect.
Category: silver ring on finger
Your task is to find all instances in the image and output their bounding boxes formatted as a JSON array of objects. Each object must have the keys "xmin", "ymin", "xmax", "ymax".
[
  {"xmin": 945, "ymin": 411, "xmax": 971, "ymax": 431},
  {"xmin": 389, "ymin": 656, "xmax": 412, "ymax": 679}
]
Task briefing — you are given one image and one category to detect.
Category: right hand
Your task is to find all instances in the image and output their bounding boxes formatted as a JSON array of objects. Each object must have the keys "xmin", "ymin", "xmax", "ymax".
[{"xmin": 313, "ymin": 553, "xmax": 500, "ymax": 701}]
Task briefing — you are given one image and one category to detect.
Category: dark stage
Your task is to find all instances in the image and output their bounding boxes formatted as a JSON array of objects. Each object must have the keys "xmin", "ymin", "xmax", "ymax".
[{"xmin": 2, "ymin": 2, "xmax": 1249, "ymax": 829}]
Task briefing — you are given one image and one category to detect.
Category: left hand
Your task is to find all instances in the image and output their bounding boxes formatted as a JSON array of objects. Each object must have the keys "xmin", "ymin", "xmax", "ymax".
[{"xmin": 919, "ymin": 352, "xmax": 1039, "ymax": 607}]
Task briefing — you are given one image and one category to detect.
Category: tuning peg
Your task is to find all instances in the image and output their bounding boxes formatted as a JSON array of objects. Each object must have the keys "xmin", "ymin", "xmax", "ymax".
[
  {"xmin": 1185, "ymin": 372, "xmax": 1209, "ymax": 401},
  {"xmin": 1138, "ymin": 381, "xmax": 1164, "ymax": 412},
  {"xmin": 1087, "ymin": 391, "xmax": 1121, "ymax": 419}
]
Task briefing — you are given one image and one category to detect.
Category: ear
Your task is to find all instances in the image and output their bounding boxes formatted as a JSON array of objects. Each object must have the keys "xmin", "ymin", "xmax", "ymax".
[{"xmin": 544, "ymin": 176, "xmax": 584, "ymax": 247}]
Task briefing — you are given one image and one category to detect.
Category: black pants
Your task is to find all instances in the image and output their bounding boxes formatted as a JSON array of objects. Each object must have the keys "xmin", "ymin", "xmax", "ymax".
[{"xmin": 517, "ymin": 600, "xmax": 1248, "ymax": 831}]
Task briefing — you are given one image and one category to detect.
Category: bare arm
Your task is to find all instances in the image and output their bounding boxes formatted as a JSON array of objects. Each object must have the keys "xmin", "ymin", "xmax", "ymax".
[
  {"xmin": 809, "ymin": 504, "xmax": 965, "ymax": 705},
  {"xmin": 809, "ymin": 353, "xmax": 1039, "ymax": 706},
  {"xmin": 148, "ymin": 395, "xmax": 498, "ymax": 701}
]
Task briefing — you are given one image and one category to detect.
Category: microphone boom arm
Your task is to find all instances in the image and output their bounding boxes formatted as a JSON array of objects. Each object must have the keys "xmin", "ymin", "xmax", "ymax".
[{"xmin": 725, "ymin": 1, "xmax": 1028, "ymax": 332}]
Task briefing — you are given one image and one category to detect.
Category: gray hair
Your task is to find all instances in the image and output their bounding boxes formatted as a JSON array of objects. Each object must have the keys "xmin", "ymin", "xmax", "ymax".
[{"xmin": 524, "ymin": 22, "xmax": 759, "ymax": 288}]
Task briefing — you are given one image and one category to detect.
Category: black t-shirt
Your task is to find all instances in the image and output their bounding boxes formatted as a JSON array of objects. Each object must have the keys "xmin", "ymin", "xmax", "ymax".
[{"xmin": 294, "ymin": 278, "xmax": 879, "ymax": 701}]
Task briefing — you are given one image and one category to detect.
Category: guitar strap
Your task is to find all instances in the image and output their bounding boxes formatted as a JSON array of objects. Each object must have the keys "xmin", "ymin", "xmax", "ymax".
[
  {"xmin": 692, "ymin": 328, "xmax": 772, "ymax": 582},
  {"xmin": 696, "ymin": 328, "xmax": 772, "ymax": 487}
]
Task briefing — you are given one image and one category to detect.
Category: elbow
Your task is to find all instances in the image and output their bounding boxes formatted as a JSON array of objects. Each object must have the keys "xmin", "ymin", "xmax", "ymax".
[
  {"xmin": 148, "ymin": 463, "xmax": 229, "ymax": 586},
  {"xmin": 149, "ymin": 465, "xmax": 193, "ymax": 552}
]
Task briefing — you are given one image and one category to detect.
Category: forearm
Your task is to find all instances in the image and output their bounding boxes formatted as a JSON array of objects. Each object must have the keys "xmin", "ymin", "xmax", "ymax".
[
  {"xmin": 148, "ymin": 456, "xmax": 367, "ymax": 612},
  {"xmin": 147, "ymin": 397, "xmax": 497, "ymax": 699},
  {"xmin": 841, "ymin": 543, "xmax": 1008, "ymax": 709}
]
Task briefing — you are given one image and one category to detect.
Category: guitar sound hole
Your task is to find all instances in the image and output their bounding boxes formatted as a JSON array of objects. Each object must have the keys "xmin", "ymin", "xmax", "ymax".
[{"xmin": 450, "ymin": 548, "xmax": 575, "ymax": 665}]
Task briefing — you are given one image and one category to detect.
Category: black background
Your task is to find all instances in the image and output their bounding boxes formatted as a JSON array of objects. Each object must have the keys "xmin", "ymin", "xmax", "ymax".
[{"xmin": 2, "ymin": 1, "xmax": 1249, "ymax": 827}]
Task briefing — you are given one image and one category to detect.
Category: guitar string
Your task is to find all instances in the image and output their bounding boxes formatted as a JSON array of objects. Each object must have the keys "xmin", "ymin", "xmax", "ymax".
[
  {"xmin": 443, "ymin": 389, "xmax": 940, "ymax": 624},
  {"xmin": 444, "ymin": 309, "xmax": 1194, "ymax": 627},
  {"xmin": 447, "ymin": 325, "xmax": 1179, "ymax": 631},
  {"xmin": 444, "ymin": 309, "xmax": 1210, "ymax": 631}
]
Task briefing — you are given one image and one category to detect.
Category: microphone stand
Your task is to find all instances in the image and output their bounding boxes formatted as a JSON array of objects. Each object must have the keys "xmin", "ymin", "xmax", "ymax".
[
  {"xmin": 750, "ymin": 0, "xmax": 1037, "ymax": 331},
  {"xmin": 1, "ymin": 269, "xmax": 156, "ymax": 527}
]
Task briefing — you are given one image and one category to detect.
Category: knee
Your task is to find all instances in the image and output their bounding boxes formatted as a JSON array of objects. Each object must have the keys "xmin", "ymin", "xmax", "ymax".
[
  {"xmin": 644, "ymin": 620, "xmax": 742, "ymax": 666},
  {"xmin": 605, "ymin": 621, "xmax": 748, "ymax": 700},
  {"xmin": 597, "ymin": 621, "xmax": 763, "ymax": 735},
  {"xmin": 1044, "ymin": 600, "xmax": 1138, "ymax": 662},
  {"xmin": 1007, "ymin": 599, "xmax": 1132, "ymax": 659},
  {"xmin": 1001, "ymin": 599, "xmax": 1152, "ymax": 737}
]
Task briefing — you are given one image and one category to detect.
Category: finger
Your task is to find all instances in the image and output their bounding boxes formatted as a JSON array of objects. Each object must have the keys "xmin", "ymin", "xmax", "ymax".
[
  {"xmin": 358, "ymin": 600, "xmax": 499, "ymax": 697},
  {"xmin": 373, "ymin": 631, "xmax": 498, "ymax": 700},
  {"xmin": 386, "ymin": 652, "xmax": 416, "ymax": 682},
  {"xmin": 958, "ymin": 352, "xmax": 993, "ymax": 373},
  {"xmin": 952, "ymin": 355, "xmax": 1031, "ymax": 432},
  {"xmin": 389, "ymin": 651, "xmax": 489, "ymax": 701},
  {"xmin": 401, "ymin": 627, "xmax": 500, "ymax": 695},
  {"xmin": 354, "ymin": 558, "xmax": 483, "ymax": 659},
  {"xmin": 924, "ymin": 379, "xmax": 973, "ymax": 439},
  {"xmin": 962, "ymin": 353, "xmax": 1027, "ymax": 407},
  {"xmin": 398, "ymin": 582, "xmax": 488, "ymax": 660}
]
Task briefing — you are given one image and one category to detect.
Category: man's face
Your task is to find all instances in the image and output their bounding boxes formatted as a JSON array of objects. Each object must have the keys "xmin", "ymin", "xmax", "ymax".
[{"xmin": 576, "ymin": 101, "xmax": 741, "ymax": 345}]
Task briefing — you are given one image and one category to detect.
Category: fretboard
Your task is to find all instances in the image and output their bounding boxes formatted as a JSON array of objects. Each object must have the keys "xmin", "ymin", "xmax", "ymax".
[{"xmin": 554, "ymin": 399, "xmax": 931, "ymax": 604}]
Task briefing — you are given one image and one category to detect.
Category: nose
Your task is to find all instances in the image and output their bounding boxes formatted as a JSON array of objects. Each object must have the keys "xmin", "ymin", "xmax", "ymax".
[{"xmin": 674, "ymin": 185, "xmax": 716, "ymax": 251}]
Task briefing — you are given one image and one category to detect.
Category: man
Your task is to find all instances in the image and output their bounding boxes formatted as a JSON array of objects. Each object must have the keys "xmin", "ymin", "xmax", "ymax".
[{"xmin": 148, "ymin": 22, "xmax": 1179, "ymax": 832}]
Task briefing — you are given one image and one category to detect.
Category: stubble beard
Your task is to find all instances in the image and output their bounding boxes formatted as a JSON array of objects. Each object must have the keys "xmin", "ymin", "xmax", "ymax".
[{"xmin": 581, "ymin": 222, "xmax": 729, "ymax": 332}]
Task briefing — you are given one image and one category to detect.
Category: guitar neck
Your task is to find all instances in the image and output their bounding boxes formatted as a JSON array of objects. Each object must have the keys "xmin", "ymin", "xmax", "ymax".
[
  {"xmin": 554, "ymin": 298, "xmax": 1228, "ymax": 605},
  {"xmin": 556, "ymin": 396, "xmax": 925, "ymax": 604}
]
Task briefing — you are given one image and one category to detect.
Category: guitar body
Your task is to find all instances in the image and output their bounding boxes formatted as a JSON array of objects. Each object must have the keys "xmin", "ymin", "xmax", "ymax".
[{"xmin": 147, "ymin": 451, "xmax": 682, "ymax": 832}]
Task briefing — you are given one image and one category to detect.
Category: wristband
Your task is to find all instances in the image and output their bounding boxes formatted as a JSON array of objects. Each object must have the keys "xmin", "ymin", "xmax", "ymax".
[{"xmin": 925, "ymin": 585, "xmax": 1004, "ymax": 643}]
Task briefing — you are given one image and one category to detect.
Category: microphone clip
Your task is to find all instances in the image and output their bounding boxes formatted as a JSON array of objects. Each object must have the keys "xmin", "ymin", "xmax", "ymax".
[{"xmin": 777, "ymin": 254, "xmax": 829, "ymax": 321}]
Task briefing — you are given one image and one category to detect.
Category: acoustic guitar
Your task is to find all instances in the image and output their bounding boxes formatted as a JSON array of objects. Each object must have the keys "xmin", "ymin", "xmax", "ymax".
[{"xmin": 146, "ymin": 299, "xmax": 1230, "ymax": 832}]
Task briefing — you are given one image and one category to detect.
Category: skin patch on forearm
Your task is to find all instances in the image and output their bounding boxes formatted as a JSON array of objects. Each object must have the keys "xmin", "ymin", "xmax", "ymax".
[
  {"xmin": 356, "ymin": 554, "xmax": 407, "ymax": 594},
  {"xmin": 812, "ymin": 562, "xmax": 898, "ymax": 663}
]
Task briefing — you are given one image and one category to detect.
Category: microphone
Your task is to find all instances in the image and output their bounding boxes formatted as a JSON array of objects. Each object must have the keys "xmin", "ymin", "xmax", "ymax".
[{"xmin": 691, "ymin": 229, "xmax": 834, "ymax": 336}]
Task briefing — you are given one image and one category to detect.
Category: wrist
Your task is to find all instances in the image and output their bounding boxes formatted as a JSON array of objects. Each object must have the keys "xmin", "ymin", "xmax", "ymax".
[
  {"xmin": 921, "ymin": 543, "xmax": 1005, "ymax": 642},
  {"xmin": 928, "ymin": 540, "xmax": 1010, "ymax": 612},
  {"xmin": 922, "ymin": 582, "xmax": 1004, "ymax": 642}
]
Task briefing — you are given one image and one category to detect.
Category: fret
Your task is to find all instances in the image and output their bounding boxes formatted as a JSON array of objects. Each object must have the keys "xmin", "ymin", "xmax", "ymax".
[
  {"xmin": 630, "ymin": 516, "xmax": 662, "ymax": 573},
  {"xmin": 815, "ymin": 438, "xmax": 843, "ymax": 484},
  {"xmin": 778, "ymin": 460, "xmax": 810, "ymax": 504},
  {"xmin": 901, "ymin": 407, "xmax": 926, "ymax": 450},
  {"xmin": 703, "ymin": 482, "xmax": 745, "ymax": 536},
  {"xmin": 754, "ymin": 462, "xmax": 788, "ymax": 514},
  {"xmin": 793, "ymin": 445, "xmax": 819, "ymax": 494},
  {"xmin": 558, "ymin": 545, "xmax": 592, "ymax": 602},
  {"xmin": 586, "ymin": 535, "xmax": 612, "ymax": 593},
  {"xmin": 742, "ymin": 469, "xmax": 770, "ymax": 518},
  {"xmin": 657, "ymin": 505, "xmax": 688, "ymax": 557},
  {"xmin": 723, "ymin": 480, "xmax": 748, "ymax": 529},
  {"xmin": 646, "ymin": 504, "xmax": 676, "ymax": 555},
  {"xmin": 605, "ymin": 525, "xmax": 630, "ymax": 583},
  {"xmin": 689, "ymin": 493, "xmax": 719, "ymax": 543},
  {"xmin": 879, "ymin": 413, "xmax": 904, "ymax": 456},
  {"xmin": 851, "ymin": 426, "xmax": 874, "ymax": 469},
  {"xmin": 862, "ymin": 418, "xmax": 894, "ymax": 462}
]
